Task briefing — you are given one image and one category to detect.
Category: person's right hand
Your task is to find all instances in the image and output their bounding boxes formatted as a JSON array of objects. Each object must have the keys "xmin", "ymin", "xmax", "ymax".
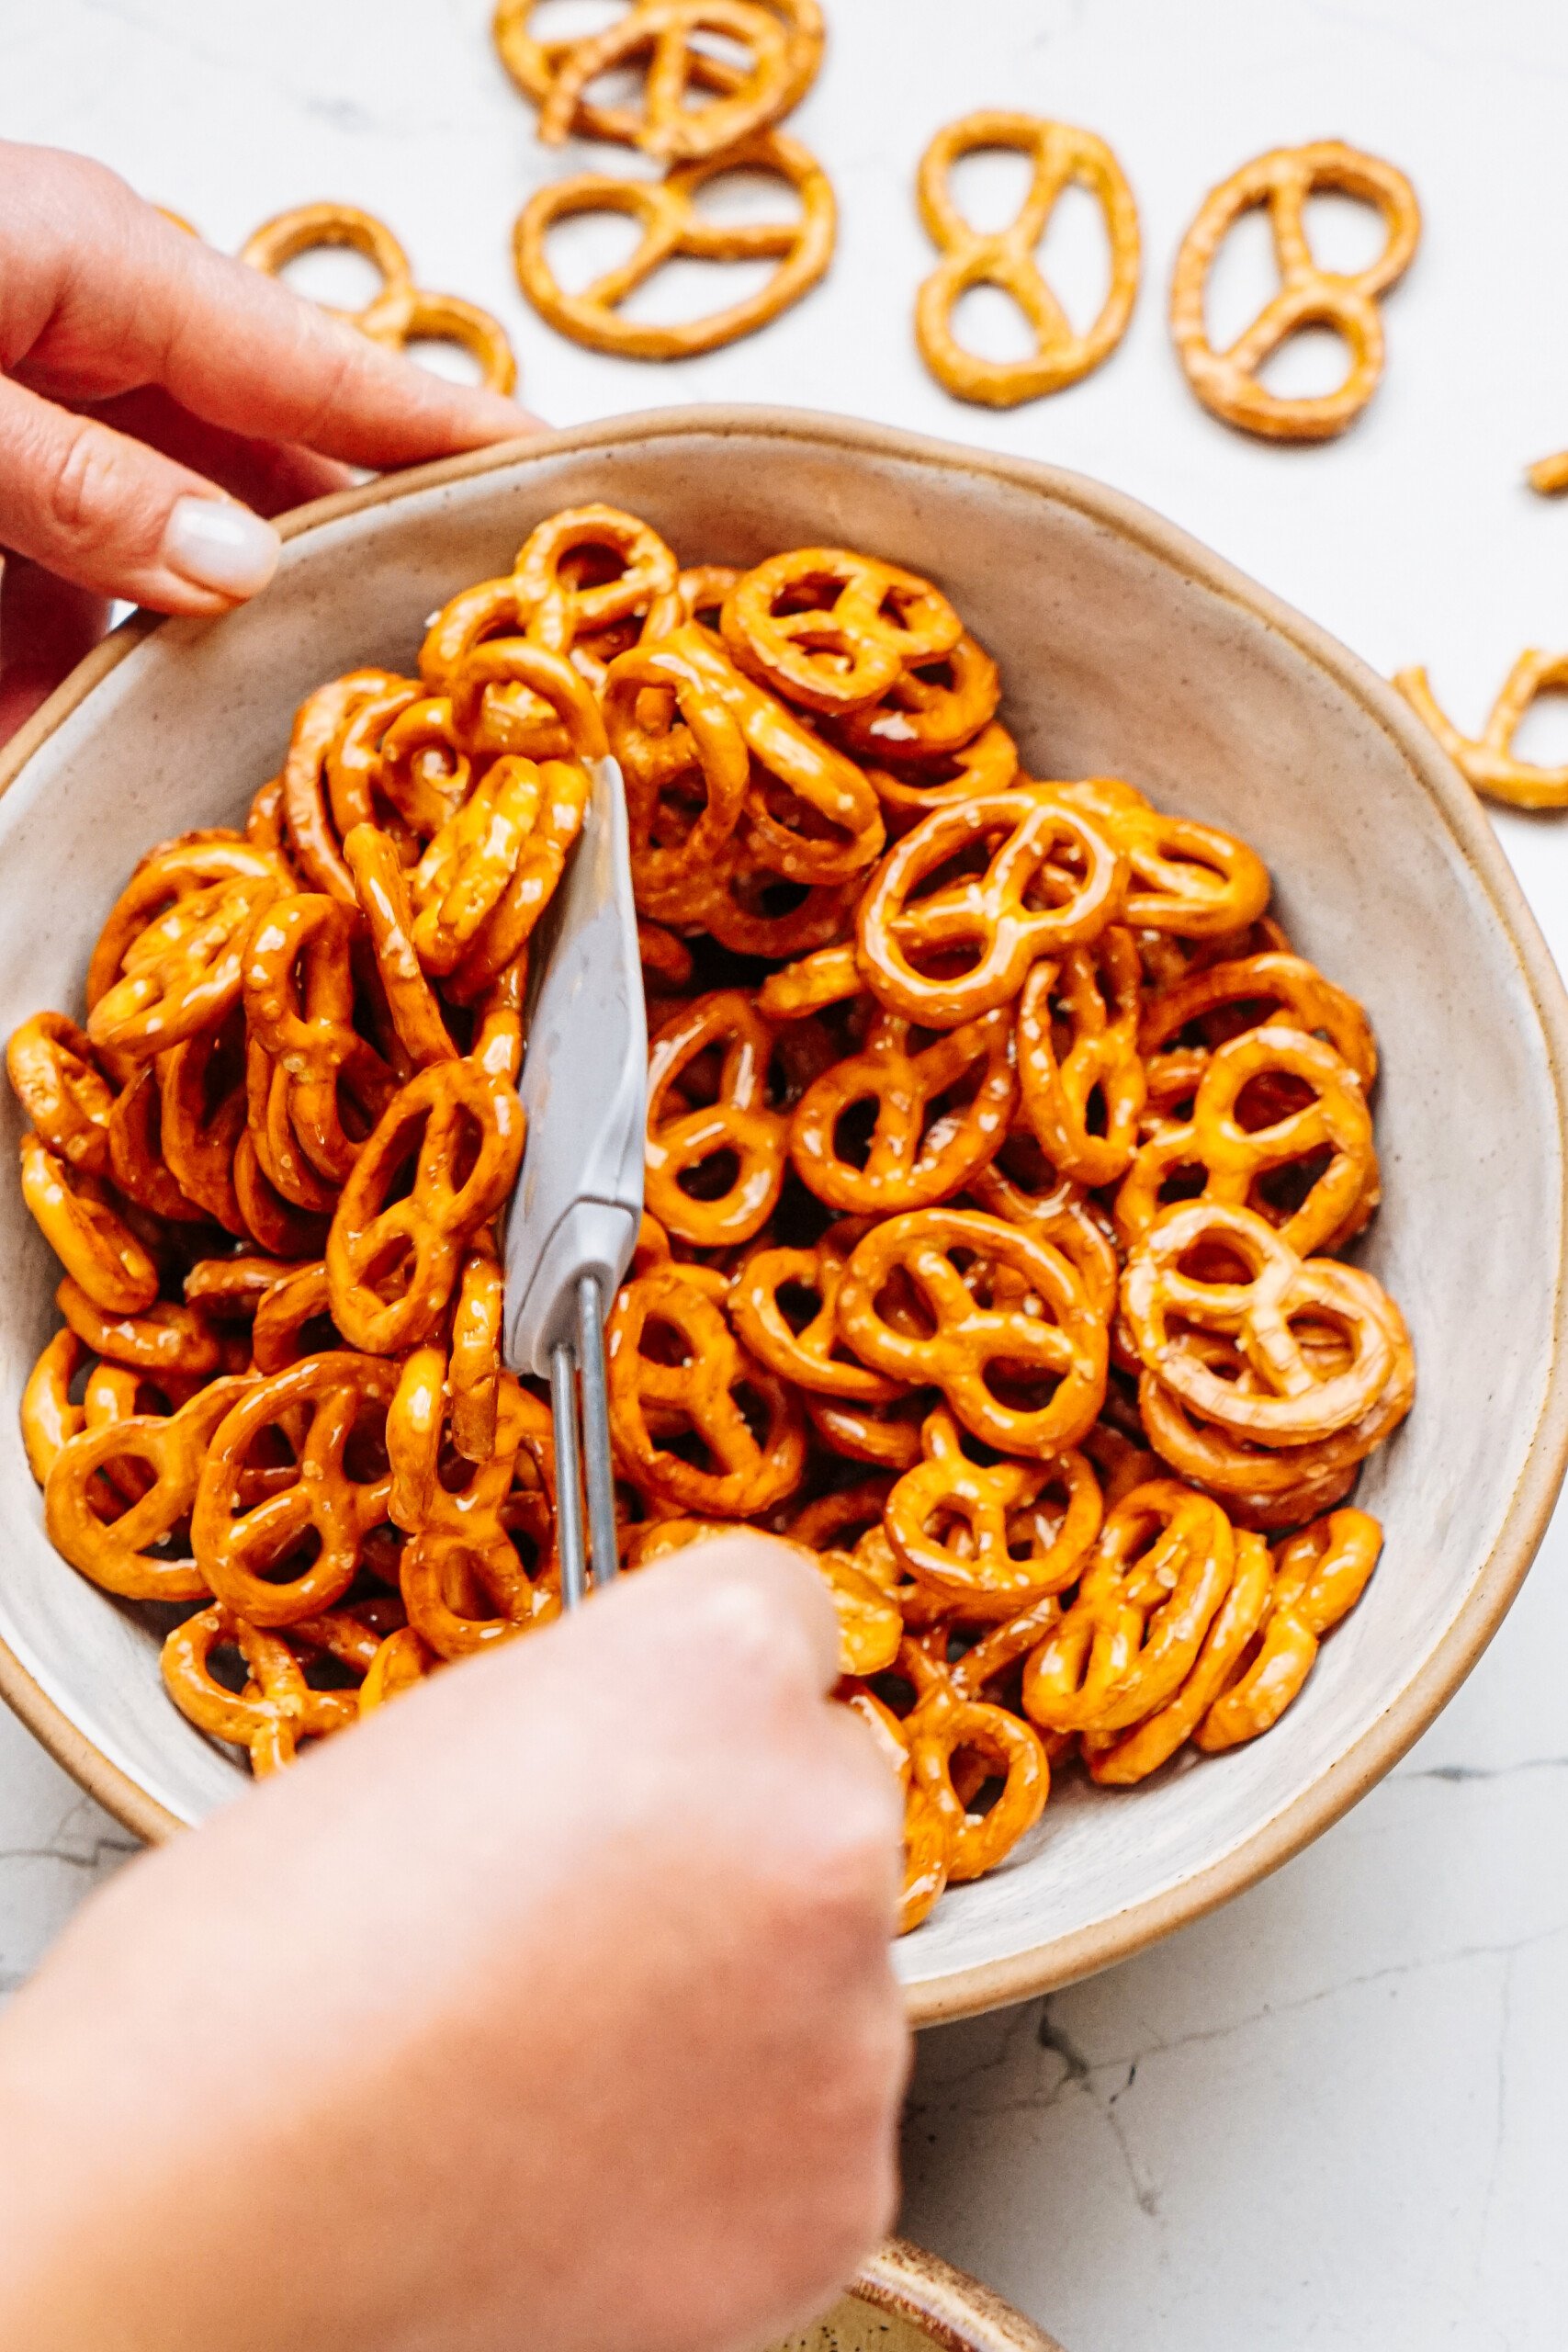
[{"xmin": 0, "ymin": 1537, "xmax": 908, "ymax": 2352}]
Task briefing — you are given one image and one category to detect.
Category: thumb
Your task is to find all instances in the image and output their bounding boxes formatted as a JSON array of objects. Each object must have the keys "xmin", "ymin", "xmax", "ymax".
[{"xmin": 0, "ymin": 372, "xmax": 279, "ymax": 615}]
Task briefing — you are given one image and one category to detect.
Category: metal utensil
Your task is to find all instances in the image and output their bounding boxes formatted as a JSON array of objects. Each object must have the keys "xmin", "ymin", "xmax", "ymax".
[{"xmin": 503, "ymin": 752, "xmax": 646, "ymax": 1608}]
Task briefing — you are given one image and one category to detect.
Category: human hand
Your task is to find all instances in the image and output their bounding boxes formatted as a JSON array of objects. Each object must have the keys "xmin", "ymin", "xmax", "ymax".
[
  {"xmin": 0, "ymin": 1538, "xmax": 908, "ymax": 2352},
  {"xmin": 0, "ymin": 140, "xmax": 537, "ymax": 741}
]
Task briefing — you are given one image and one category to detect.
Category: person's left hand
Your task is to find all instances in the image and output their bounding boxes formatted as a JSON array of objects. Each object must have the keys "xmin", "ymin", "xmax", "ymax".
[{"xmin": 0, "ymin": 140, "xmax": 539, "ymax": 741}]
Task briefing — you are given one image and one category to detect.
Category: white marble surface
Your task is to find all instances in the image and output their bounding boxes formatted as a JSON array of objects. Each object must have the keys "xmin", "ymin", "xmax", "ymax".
[{"xmin": 3, "ymin": 2, "xmax": 1567, "ymax": 2346}]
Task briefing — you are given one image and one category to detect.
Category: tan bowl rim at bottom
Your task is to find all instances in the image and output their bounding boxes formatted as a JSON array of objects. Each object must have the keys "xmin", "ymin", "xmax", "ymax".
[
  {"xmin": 2, "ymin": 406, "xmax": 1566, "ymax": 2028},
  {"xmin": 850, "ymin": 2238, "xmax": 1066, "ymax": 2351}
]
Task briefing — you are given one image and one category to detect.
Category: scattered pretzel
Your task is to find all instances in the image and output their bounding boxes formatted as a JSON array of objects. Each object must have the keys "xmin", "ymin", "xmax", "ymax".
[
  {"xmin": 916, "ymin": 111, "xmax": 1140, "ymax": 408},
  {"xmin": 1170, "ymin": 139, "xmax": 1421, "ymax": 442},
  {"xmin": 513, "ymin": 129, "xmax": 835, "ymax": 361},
  {"xmin": 241, "ymin": 202, "xmax": 517, "ymax": 393},
  {"xmin": 1393, "ymin": 652, "xmax": 1568, "ymax": 811},
  {"xmin": 495, "ymin": 0, "xmax": 823, "ymax": 154}
]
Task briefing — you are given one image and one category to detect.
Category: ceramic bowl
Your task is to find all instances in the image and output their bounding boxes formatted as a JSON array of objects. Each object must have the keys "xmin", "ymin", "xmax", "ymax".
[
  {"xmin": 3, "ymin": 409, "xmax": 1566, "ymax": 2025},
  {"xmin": 789, "ymin": 2241, "xmax": 1064, "ymax": 2352}
]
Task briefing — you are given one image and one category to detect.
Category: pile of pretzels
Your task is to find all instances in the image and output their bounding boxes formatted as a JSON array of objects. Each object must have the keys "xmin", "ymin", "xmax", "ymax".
[{"xmin": 9, "ymin": 505, "xmax": 1413, "ymax": 1932}]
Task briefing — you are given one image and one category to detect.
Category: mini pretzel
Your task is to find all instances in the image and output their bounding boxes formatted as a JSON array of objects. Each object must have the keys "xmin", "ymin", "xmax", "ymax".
[
  {"xmin": 327, "ymin": 1058, "xmax": 525, "ymax": 1356},
  {"xmin": 1114, "ymin": 1023, "xmax": 1377, "ymax": 1257},
  {"xmin": 805, "ymin": 1389, "xmax": 931, "ymax": 1473},
  {"xmin": 251, "ymin": 1260, "xmax": 342, "ymax": 1374},
  {"xmin": 241, "ymin": 203, "xmax": 517, "ymax": 393},
  {"xmin": 159, "ymin": 1013, "xmax": 250, "ymax": 1236},
  {"xmin": 1085, "ymin": 1527, "xmax": 1273, "ymax": 1784},
  {"xmin": 723, "ymin": 549, "xmax": 963, "ymax": 718},
  {"xmin": 837, "ymin": 636, "xmax": 1003, "ymax": 766},
  {"xmin": 644, "ymin": 991, "xmax": 789, "ymax": 1248},
  {"xmin": 1170, "ymin": 140, "xmax": 1420, "ymax": 443},
  {"xmin": 56, "ymin": 1279, "xmax": 222, "ymax": 1380},
  {"xmin": 19, "ymin": 1130, "xmax": 161, "ymax": 1315},
  {"xmin": 243, "ymin": 892, "xmax": 398, "ymax": 1186},
  {"xmin": 1055, "ymin": 776, "xmax": 1270, "ymax": 939},
  {"xmin": 21, "ymin": 1329, "xmax": 88, "ymax": 1486},
  {"xmin": 607, "ymin": 1267, "xmax": 806, "ymax": 1515},
  {"xmin": 536, "ymin": 0, "xmax": 795, "ymax": 160},
  {"xmin": 450, "ymin": 1241, "xmax": 505, "ymax": 1464},
  {"xmin": 1017, "ymin": 926, "xmax": 1145, "ymax": 1187},
  {"xmin": 359, "ymin": 1625, "xmax": 437, "ymax": 1712},
  {"xmin": 836, "ymin": 1206, "xmax": 1107, "ymax": 1455},
  {"xmin": 87, "ymin": 872, "xmax": 282, "ymax": 1061},
  {"xmin": 85, "ymin": 832, "xmax": 294, "ymax": 1012},
  {"xmin": 496, "ymin": 0, "xmax": 823, "ymax": 154},
  {"xmin": 343, "ymin": 823, "xmax": 459, "ymax": 1070},
  {"xmin": 886, "ymin": 1406, "xmax": 1101, "ymax": 1617},
  {"xmin": 1138, "ymin": 950, "xmax": 1377, "ymax": 1097},
  {"xmin": 788, "ymin": 1004, "xmax": 1016, "ymax": 1213},
  {"xmin": 1393, "ymin": 653, "xmax": 1568, "ymax": 811},
  {"xmin": 729, "ymin": 1226, "xmax": 900, "ymax": 1403},
  {"xmin": 856, "ymin": 786, "xmax": 1127, "ymax": 1028},
  {"xmin": 894, "ymin": 1636, "xmax": 1049, "ymax": 1930},
  {"xmin": 1195, "ymin": 1508, "xmax": 1382, "ymax": 1750},
  {"xmin": 163, "ymin": 1605, "xmax": 363, "ymax": 1775},
  {"xmin": 604, "ymin": 640, "xmax": 751, "ymax": 916},
  {"xmin": 6, "ymin": 1013, "xmax": 116, "ymax": 1174},
  {"xmin": 192, "ymin": 1351, "xmax": 400, "ymax": 1623},
  {"xmin": 915, "ymin": 112, "xmax": 1140, "ymax": 409},
  {"xmin": 513, "ymin": 129, "xmax": 835, "ymax": 362},
  {"xmin": 1122, "ymin": 1200, "xmax": 1408, "ymax": 1448},
  {"xmin": 967, "ymin": 1142, "xmax": 1121, "ymax": 1325},
  {"xmin": 862, "ymin": 724, "xmax": 1021, "ymax": 827},
  {"xmin": 1022, "ymin": 1479, "xmax": 1235, "ymax": 1736},
  {"xmin": 281, "ymin": 672, "xmax": 418, "ymax": 902},
  {"xmin": 44, "ymin": 1378, "xmax": 252, "ymax": 1602},
  {"xmin": 102, "ymin": 1063, "xmax": 201, "ymax": 1227}
]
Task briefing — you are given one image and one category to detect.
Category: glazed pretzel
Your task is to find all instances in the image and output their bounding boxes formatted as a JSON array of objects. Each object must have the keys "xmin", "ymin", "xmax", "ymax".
[
  {"xmin": 251, "ymin": 1260, "xmax": 342, "ymax": 1374},
  {"xmin": 85, "ymin": 831, "xmax": 293, "ymax": 1013},
  {"xmin": 327, "ymin": 1058, "xmax": 525, "ymax": 1356},
  {"xmin": 18, "ymin": 1131, "xmax": 161, "ymax": 1315},
  {"xmin": 856, "ymin": 786, "xmax": 1127, "ymax": 1028},
  {"xmin": 609, "ymin": 621, "xmax": 883, "ymax": 892},
  {"xmin": 241, "ymin": 203, "xmax": 517, "ymax": 393},
  {"xmin": 1122, "ymin": 1201, "xmax": 1409, "ymax": 1448},
  {"xmin": 159, "ymin": 1013, "xmax": 250, "ymax": 1236},
  {"xmin": 1055, "ymin": 776, "xmax": 1270, "ymax": 939},
  {"xmin": 607, "ymin": 1267, "xmax": 806, "ymax": 1515},
  {"xmin": 722, "ymin": 548, "xmax": 962, "ymax": 718},
  {"xmin": 6, "ymin": 1013, "xmax": 116, "ymax": 1174},
  {"xmin": 56, "ymin": 1279, "xmax": 222, "ymax": 1380},
  {"xmin": 886, "ymin": 1406, "xmax": 1102, "ymax": 1617},
  {"xmin": 514, "ymin": 129, "xmax": 835, "ymax": 362},
  {"xmin": 1114, "ymin": 1022, "xmax": 1378, "ymax": 1257},
  {"xmin": 280, "ymin": 671, "xmax": 417, "ymax": 902},
  {"xmin": 44, "ymin": 1378, "xmax": 253, "ymax": 1602},
  {"xmin": 1195, "ymin": 1507, "xmax": 1382, "ymax": 1750},
  {"xmin": 21, "ymin": 1329, "xmax": 89, "ymax": 1486},
  {"xmin": 894, "ymin": 1636, "xmax": 1050, "ymax": 1931},
  {"xmin": 343, "ymin": 823, "xmax": 458, "ymax": 1070},
  {"xmin": 192, "ymin": 1351, "xmax": 400, "ymax": 1624},
  {"xmin": 359, "ymin": 1625, "xmax": 436, "ymax": 1712},
  {"xmin": 405, "ymin": 757, "xmax": 547, "ymax": 977},
  {"xmin": 644, "ymin": 991, "xmax": 789, "ymax": 1248},
  {"xmin": 604, "ymin": 639, "xmax": 751, "ymax": 915},
  {"xmin": 729, "ymin": 1225, "xmax": 900, "ymax": 1403},
  {"xmin": 162, "ymin": 1605, "xmax": 365, "ymax": 1775},
  {"xmin": 1138, "ymin": 949, "xmax": 1377, "ymax": 1097},
  {"xmin": 1170, "ymin": 140, "xmax": 1420, "ymax": 442},
  {"xmin": 835, "ymin": 1206, "xmax": 1108, "ymax": 1455},
  {"xmin": 862, "ymin": 724, "xmax": 1020, "ymax": 828},
  {"xmin": 87, "ymin": 871, "xmax": 282, "ymax": 1061},
  {"xmin": 787, "ymin": 1004, "xmax": 1017, "ymax": 1214},
  {"xmin": 967, "ymin": 1141, "xmax": 1121, "ymax": 1325},
  {"xmin": 1393, "ymin": 652, "xmax": 1568, "ymax": 811},
  {"xmin": 243, "ymin": 892, "xmax": 398, "ymax": 1186},
  {"xmin": 451, "ymin": 1240, "xmax": 505, "ymax": 1464},
  {"xmin": 915, "ymin": 112, "xmax": 1140, "ymax": 408},
  {"xmin": 105, "ymin": 1064, "xmax": 205, "ymax": 1227},
  {"xmin": 1017, "ymin": 926, "xmax": 1146, "ymax": 1188},
  {"xmin": 1085, "ymin": 1526, "xmax": 1273, "ymax": 1784},
  {"xmin": 1022, "ymin": 1479, "xmax": 1235, "ymax": 1736},
  {"xmin": 837, "ymin": 636, "xmax": 1003, "ymax": 766},
  {"xmin": 495, "ymin": 0, "xmax": 822, "ymax": 153},
  {"xmin": 805, "ymin": 1389, "xmax": 931, "ymax": 1474}
]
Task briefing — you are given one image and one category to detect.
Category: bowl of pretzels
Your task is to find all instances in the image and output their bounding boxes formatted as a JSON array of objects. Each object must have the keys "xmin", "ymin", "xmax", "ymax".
[{"xmin": 2, "ymin": 405, "xmax": 1565, "ymax": 2022}]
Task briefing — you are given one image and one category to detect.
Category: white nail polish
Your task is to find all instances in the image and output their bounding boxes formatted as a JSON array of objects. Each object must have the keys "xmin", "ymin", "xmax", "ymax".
[{"xmin": 162, "ymin": 497, "xmax": 280, "ymax": 600}]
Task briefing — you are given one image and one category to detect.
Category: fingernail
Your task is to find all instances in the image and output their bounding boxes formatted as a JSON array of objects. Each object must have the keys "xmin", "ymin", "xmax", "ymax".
[{"xmin": 162, "ymin": 497, "xmax": 280, "ymax": 601}]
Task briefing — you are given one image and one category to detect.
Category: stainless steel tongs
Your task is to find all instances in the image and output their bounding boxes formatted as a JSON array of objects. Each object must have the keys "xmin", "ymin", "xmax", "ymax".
[{"xmin": 502, "ymin": 749, "xmax": 646, "ymax": 1610}]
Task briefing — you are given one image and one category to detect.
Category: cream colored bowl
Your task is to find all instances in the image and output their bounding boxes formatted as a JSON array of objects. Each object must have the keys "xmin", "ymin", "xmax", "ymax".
[
  {"xmin": 3, "ymin": 410, "xmax": 1565, "ymax": 2025},
  {"xmin": 794, "ymin": 2241, "xmax": 1064, "ymax": 2351}
]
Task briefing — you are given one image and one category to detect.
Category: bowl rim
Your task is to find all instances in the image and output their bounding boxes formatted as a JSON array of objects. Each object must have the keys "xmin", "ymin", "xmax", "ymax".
[
  {"xmin": 854, "ymin": 2237, "xmax": 1066, "ymax": 2350},
  {"xmin": 4, "ymin": 402, "xmax": 1567, "ymax": 2026}
]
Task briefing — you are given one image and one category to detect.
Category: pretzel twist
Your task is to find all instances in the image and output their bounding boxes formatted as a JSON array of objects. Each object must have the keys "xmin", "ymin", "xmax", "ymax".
[
  {"xmin": 45, "ymin": 1378, "xmax": 253, "ymax": 1601},
  {"xmin": 514, "ymin": 130, "xmax": 835, "ymax": 361},
  {"xmin": 836, "ymin": 1206, "xmax": 1108, "ymax": 1455},
  {"xmin": 162, "ymin": 1604, "xmax": 366, "ymax": 1774},
  {"xmin": 1393, "ymin": 653, "xmax": 1568, "ymax": 811},
  {"xmin": 608, "ymin": 1267, "xmax": 806, "ymax": 1515},
  {"xmin": 242, "ymin": 202, "xmax": 516, "ymax": 392},
  {"xmin": 916, "ymin": 112, "xmax": 1140, "ymax": 408},
  {"xmin": 788, "ymin": 1004, "xmax": 1017, "ymax": 1213},
  {"xmin": 327, "ymin": 1059, "xmax": 525, "ymax": 1356},
  {"xmin": 886, "ymin": 1406, "xmax": 1102, "ymax": 1617},
  {"xmin": 1017, "ymin": 926, "xmax": 1146, "ymax": 1187},
  {"xmin": 1170, "ymin": 140, "xmax": 1420, "ymax": 442},
  {"xmin": 644, "ymin": 991, "xmax": 789, "ymax": 1248}
]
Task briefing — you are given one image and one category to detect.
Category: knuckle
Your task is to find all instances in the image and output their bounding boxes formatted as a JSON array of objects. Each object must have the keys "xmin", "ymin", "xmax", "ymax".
[{"xmin": 39, "ymin": 420, "xmax": 139, "ymax": 559}]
